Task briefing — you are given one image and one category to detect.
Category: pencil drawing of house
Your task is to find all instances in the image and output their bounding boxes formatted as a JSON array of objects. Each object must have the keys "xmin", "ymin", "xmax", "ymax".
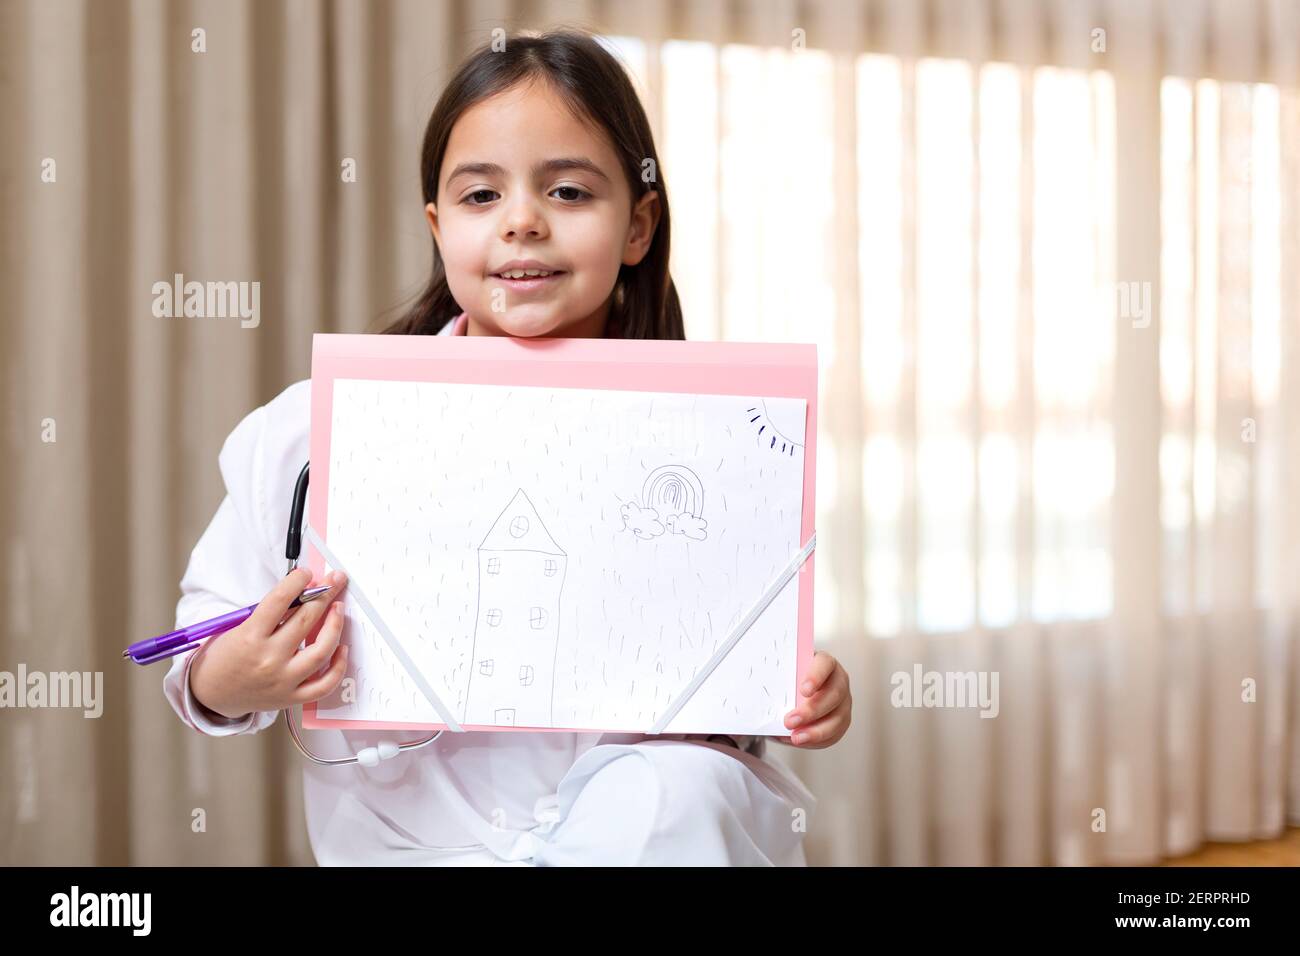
[{"xmin": 464, "ymin": 488, "xmax": 567, "ymax": 728}]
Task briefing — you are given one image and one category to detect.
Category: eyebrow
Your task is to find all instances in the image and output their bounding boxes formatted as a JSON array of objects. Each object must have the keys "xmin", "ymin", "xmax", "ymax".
[{"xmin": 445, "ymin": 157, "xmax": 612, "ymax": 187}]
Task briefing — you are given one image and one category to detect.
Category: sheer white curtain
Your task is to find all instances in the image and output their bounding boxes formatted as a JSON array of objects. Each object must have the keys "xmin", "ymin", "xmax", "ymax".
[{"xmin": 594, "ymin": 0, "xmax": 1300, "ymax": 865}]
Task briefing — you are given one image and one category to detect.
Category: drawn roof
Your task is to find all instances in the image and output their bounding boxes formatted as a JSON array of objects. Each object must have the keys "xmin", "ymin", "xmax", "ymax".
[{"xmin": 478, "ymin": 488, "xmax": 566, "ymax": 555}]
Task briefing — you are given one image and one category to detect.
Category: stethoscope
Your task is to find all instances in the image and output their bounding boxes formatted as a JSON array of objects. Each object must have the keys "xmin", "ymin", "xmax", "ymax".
[{"xmin": 281, "ymin": 461, "xmax": 444, "ymax": 767}]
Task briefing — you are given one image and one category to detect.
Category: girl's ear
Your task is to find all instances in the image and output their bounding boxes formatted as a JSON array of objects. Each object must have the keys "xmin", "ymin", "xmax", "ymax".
[
  {"xmin": 425, "ymin": 202, "xmax": 442, "ymax": 251},
  {"xmin": 622, "ymin": 191, "xmax": 661, "ymax": 267}
]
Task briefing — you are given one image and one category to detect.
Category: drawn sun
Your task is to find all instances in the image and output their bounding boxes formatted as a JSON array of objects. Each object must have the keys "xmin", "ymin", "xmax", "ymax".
[{"xmin": 746, "ymin": 400, "xmax": 804, "ymax": 456}]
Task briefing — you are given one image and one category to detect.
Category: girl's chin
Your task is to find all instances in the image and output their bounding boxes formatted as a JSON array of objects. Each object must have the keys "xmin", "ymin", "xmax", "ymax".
[{"xmin": 481, "ymin": 306, "xmax": 570, "ymax": 338}]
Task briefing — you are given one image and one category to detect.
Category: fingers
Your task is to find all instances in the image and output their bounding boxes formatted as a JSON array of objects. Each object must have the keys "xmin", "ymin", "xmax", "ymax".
[
  {"xmin": 285, "ymin": 598, "xmax": 347, "ymax": 684},
  {"xmin": 782, "ymin": 652, "xmax": 852, "ymax": 748},
  {"xmin": 291, "ymin": 641, "xmax": 350, "ymax": 704},
  {"xmin": 247, "ymin": 567, "xmax": 315, "ymax": 634},
  {"xmin": 797, "ymin": 650, "xmax": 836, "ymax": 697},
  {"xmin": 272, "ymin": 571, "xmax": 347, "ymax": 653},
  {"xmin": 785, "ymin": 662, "xmax": 850, "ymax": 727},
  {"xmin": 785, "ymin": 697, "xmax": 852, "ymax": 748}
]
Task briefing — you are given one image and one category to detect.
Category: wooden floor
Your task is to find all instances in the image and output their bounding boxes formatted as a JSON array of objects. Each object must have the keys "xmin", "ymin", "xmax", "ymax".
[{"xmin": 1161, "ymin": 827, "xmax": 1300, "ymax": 866}]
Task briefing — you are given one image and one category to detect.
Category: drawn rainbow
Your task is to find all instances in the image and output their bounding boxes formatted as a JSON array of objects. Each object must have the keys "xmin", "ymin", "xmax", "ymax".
[{"xmin": 642, "ymin": 464, "xmax": 704, "ymax": 518}]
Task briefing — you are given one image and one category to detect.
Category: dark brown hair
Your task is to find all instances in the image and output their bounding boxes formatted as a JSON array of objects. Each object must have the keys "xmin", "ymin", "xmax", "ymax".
[{"xmin": 380, "ymin": 29, "xmax": 684, "ymax": 340}]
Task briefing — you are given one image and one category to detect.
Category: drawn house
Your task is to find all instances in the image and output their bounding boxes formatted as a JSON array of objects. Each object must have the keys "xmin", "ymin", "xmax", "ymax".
[{"xmin": 464, "ymin": 489, "xmax": 567, "ymax": 728}]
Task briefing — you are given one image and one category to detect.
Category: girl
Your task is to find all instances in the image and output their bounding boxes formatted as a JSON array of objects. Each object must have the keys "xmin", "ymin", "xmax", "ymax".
[{"xmin": 164, "ymin": 29, "xmax": 852, "ymax": 866}]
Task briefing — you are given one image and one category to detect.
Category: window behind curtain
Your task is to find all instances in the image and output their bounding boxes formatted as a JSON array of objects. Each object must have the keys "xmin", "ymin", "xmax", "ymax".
[{"xmin": 599, "ymin": 33, "xmax": 1291, "ymax": 640}]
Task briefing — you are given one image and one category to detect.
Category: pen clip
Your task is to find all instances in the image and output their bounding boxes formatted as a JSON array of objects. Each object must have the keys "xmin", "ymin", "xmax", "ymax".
[{"xmin": 129, "ymin": 640, "xmax": 201, "ymax": 666}]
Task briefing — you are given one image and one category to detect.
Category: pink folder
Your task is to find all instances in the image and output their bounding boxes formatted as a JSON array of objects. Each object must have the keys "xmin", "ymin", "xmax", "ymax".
[{"xmin": 302, "ymin": 332, "xmax": 817, "ymax": 733}]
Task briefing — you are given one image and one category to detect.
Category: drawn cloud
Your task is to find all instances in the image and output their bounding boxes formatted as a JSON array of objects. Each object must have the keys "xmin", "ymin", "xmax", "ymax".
[
  {"xmin": 665, "ymin": 511, "xmax": 708, "ymax": 541},
  {"xmin": 620, "ymin": 464, "xmax": 708, "ymax": 542},
  {"xmin": 620, "ymin": 501, "xmax": 665, "ymax": 539}
]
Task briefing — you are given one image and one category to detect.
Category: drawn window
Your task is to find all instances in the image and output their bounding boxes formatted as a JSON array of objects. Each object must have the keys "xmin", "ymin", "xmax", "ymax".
[
  {"xmin": 543, "ymin": 558, "xmax": 558, "ymax": 577},
  {"xmin": 479, "ymin": 659, "xmax": 494, "ymax": 676},
  {"xmin": 487, "ymin": 556, "xmax": 500, "ymax": 574},
  {"xmin": 494, "ymin": 708, "xmax": 516, "ymax": 726},
  {"xmin": 509, "ymin": 515, "xmax": 530, "ymax": 537},
  {"xmin": 519, "ymin": 665, "xmax": 534, "ymax": 686},
  {"xmin": 486, "ymin": 608, "xmax": 502, "ymax": 626},
  {"xmin": 529, "ymin": 607, "xmax": 547, "ymax": 629}
]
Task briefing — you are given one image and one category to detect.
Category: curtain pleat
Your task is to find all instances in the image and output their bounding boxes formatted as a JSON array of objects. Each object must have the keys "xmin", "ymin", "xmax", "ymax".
[
  {"xmin": 1001, "ymin": 2, "xmax": 1048, "ymax": 867},
  {"xmin": 1107, "ymin": 0, "xmax": 1163, "ymax": 864},
  {"xmin": 125, "ymin": 0, "xmax": 186, "ymax": 867},
  {"xmin": 1278, "ymin": 4, "xmax": 1300, "ymax": 824},
  {"xmin": 778, "ymin": 0, "xmax": 875, "ymax": 868},
  {"xmin": 5, "ymin": 0, "xmax": 100, "ymax": 866},
  {"xmin": 1204, "ymin": 79, "xmax": 1255, "ymax": 840}
]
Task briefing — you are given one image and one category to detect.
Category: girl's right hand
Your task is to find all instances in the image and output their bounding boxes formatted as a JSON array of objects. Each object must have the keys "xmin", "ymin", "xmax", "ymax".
[{"xmin": 189, "ymin": 567, "xmax": 350, "ymax": 720}]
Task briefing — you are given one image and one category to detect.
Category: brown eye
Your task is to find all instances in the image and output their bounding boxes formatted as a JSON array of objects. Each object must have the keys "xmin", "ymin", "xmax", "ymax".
[
  {"xmin": 551, "ymin": 186, "xmax": 589, "ymax": 202},
  {"xmin": 464, "ymin": 189, "xmax": 498, "ymax": 205}
]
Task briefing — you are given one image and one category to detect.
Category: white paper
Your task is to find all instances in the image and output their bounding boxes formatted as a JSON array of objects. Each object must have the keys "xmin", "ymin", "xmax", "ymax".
[{"xmin": 316, "ymin": 379, "xmax": 808, "ymax": 735}]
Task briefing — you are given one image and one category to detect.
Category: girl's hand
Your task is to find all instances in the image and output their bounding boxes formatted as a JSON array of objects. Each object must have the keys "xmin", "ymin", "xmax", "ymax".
[
  {"xmin": 776, "ymin": 650, "xmax": 852, "ymax": 749},
  {"xmin": 189, "ymin": 567, "xmax": 350, "ymax": 720}
]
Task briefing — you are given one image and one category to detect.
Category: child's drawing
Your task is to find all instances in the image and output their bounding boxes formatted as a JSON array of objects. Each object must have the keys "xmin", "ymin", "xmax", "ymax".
[
  {"xmin": 619, "ymin": 464, "xmax": 708, "ymax": 542},
  {"xmin": 463, "ymin": 488, "xmax": 567, "ymax": 727},
  {"xmin": 746, "ymin": 400, "xmax": 805, "ymax": 457},
  {"xmin": 321, "ymin": 378, "xmax": 809, "ymax": 735}
]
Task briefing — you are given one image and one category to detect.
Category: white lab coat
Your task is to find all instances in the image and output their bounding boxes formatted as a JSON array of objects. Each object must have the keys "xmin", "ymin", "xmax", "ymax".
[{"xmin": 162, "ymin": 316, "xmax": 817, "ymax": 866}]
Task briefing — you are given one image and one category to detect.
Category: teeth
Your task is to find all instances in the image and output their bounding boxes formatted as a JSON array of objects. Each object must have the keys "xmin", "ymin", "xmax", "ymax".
[{"xmin": 499, "ymin": 269, "xmax": 553, "ymax": 278}]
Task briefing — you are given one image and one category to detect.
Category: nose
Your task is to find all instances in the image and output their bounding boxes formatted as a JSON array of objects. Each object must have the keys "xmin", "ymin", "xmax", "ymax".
[{"xmin": 498, "ymin": 191, "xmax": 548, "ymax": 241}]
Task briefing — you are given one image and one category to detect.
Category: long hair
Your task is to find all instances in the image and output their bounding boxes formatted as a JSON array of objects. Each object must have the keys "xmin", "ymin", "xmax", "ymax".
[{"xmin": 380, "ymin": 29, "xmax": 685, "ymax": 340}]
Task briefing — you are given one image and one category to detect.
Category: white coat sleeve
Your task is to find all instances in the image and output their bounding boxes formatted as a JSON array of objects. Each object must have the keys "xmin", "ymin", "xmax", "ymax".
[{"xmin": 162, "ymin": 402, "xmax": 287, "ymax": 737}]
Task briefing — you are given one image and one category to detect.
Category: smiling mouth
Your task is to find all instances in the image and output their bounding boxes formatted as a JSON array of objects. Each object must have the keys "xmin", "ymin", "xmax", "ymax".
[
  {"xmin": 489, "ymin": 270, "xmax": 567, "ymax": 291},
  {"xmin": 492, "ymin": 268, "xmax": 565, "ymax": 278}
]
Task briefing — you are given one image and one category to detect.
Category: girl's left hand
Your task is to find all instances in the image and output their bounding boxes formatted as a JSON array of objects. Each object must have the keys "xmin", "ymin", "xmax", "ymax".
[{"xmin": 776, "ymin": 650, "xmax": 852, "ymax": 749}]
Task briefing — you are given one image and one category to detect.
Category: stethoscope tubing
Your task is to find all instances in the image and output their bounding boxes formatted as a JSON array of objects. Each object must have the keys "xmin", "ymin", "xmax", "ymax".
[{"xmin": 284, "ymin": 461, "xmax": 443, "ymax": 766}]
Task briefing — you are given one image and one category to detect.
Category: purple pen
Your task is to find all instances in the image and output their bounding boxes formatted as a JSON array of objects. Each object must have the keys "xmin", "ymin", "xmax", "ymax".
[{"xmin": 123, "ymin": 584, "xmax": 335, "ymax": 665}]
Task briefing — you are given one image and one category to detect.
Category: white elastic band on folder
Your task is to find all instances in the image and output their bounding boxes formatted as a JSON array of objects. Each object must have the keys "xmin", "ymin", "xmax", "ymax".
[
  {"xmin": 648, "ymin": 531, "xmax": 817, "ymax": 735},
  {"xmin": 304, "ymin": 525, "xmax": 464, "ymax": 733}
]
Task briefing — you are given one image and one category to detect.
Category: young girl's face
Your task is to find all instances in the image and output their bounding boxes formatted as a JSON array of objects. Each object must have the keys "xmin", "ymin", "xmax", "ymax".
[{"xmin": 426, "ymin": 78, "xmax": 660, "ymax": 338}]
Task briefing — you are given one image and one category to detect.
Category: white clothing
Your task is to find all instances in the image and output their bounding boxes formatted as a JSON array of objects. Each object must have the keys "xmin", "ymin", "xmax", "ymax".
[{"xmin": 162, "ymin": 317, "xmax": 816, "ymax": 865}]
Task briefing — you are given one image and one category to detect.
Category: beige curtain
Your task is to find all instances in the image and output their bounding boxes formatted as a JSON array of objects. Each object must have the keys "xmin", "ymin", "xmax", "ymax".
[
  {"xmin": 2, "ymin": 0, "xmax": 1298, "ymax": 866},
  {"xmin": 782, "ymin": 0, "xmax": 1300, "ymax": 866}
]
